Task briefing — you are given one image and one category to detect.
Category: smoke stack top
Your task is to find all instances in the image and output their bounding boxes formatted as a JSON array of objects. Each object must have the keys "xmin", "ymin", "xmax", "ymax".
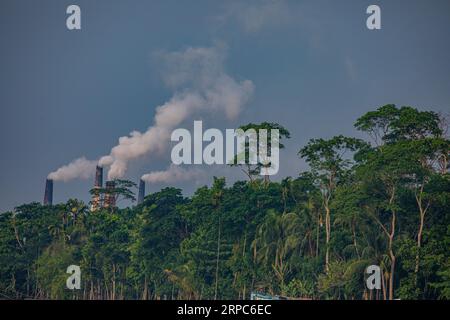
[
  {"xmin": 43, "ymin": 179, "xmax": 53, "ymax": 205},
  {"xmin": 137, "ymin": 179, "xmax": 145, "ymax": 205},
  {"xmin": 94, "ymin": 166, "xmax": 103, "ymax": 188}
]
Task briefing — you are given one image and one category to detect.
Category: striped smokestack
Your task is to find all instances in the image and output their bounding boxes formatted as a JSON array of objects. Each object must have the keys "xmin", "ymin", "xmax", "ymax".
[
  {"xmin": 137, "ymin": 179, "xmax": 145, "ymax": 205},
  {"xmin": 104, "ymin": 181, "xmax": 116, "ymax": 208},
  {"xmin": 91, "ymin": 166, "xmax": 103, "ymax": 211},
  {"xmin": 43, "ymin": 179, "xmax": 53, "ymax": 205}
]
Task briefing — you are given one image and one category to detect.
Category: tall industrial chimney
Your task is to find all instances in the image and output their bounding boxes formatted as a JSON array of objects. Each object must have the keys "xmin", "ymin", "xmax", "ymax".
[
  {"xmin": 94, "ymin": 165, "xmax": 103, "ymax": 188},
  {"xmin": 104, "ymin": 181, "xmax": 116, "ymax": 209},
  {"xmin": 43, "ymin": 179, "xmax": 53, "ymax": 205},
  {"xmin": 137, "ymin": 179, "xmax": 145, "ymax": 205},
  {"xmin": 91, "ymin": 166, "xmax": 103, "ymax": 211}
]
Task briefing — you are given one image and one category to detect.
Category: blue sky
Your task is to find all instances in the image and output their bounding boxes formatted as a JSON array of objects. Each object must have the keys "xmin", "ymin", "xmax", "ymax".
[{"xmin": 1, "ymin": 0, "xmax": 449, "ymax": 211}]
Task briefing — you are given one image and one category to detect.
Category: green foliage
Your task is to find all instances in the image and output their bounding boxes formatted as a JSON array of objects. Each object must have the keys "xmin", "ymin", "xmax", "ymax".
[
  {"xmin": 36, "ymin": 242, "xmax": 78, "ymax": 299},
  {"xmin": 0, "ymin": 106, "xmax": 449, "ymax": 300},
  {"xmin": 90, "ymin": 179, "xmax": 137, "ymax": 209},
  {"xmin": 230, "ymin": 122, "xmax": 291, "ymax": 181}
]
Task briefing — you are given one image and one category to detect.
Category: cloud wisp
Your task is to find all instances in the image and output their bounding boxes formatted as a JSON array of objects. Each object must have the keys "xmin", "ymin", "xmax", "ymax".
[
  {"xmin": 141, "ymin": 164, "xmax": 205, "ymax": 184},
  {"xmin": 216, "ymin": 0, "xmax": 293, "ymax": 34}
]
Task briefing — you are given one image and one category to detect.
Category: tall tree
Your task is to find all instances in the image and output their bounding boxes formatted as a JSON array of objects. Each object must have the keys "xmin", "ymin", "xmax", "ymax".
[
  {"xmin": 356, "ymin": 105, "xmax": 450, "ymax": 297},
  {"xmin": 299, "ymin": 135, "xmax": 367, "ymax": 272},
  {"xmin": 231, "ymin": 122, "xmax": 290, "ymax": 183}
]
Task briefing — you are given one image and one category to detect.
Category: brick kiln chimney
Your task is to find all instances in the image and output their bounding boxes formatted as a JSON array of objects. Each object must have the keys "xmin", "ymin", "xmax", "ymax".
[
  {"xmin": 90, "ymin": 166, "xmax": 103, "ymax": 211},
  {"xmin": 104, "ymin": 180, "xmax": 116, "ymax": 208}
]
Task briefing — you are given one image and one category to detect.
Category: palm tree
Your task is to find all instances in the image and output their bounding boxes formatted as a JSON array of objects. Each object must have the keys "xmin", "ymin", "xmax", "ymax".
[{"xmin": 252, "ymin": 210, "xmax": 302, "ymax": 294}]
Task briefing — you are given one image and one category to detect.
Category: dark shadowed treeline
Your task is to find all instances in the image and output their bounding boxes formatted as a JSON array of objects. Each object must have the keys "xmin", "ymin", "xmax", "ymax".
[{"xmin": 0, "ymin": 105, "xmax": 449, "ymax": 300}]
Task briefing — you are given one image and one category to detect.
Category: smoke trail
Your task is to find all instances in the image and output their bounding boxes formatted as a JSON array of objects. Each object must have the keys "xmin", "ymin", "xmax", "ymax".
[
  {"xmin": 141, "ymin": 164, "xmax": 205, "ymax": 184},
  {"xmin": 100, "ymin": 43, "xmax": 254, "ymax": 179},
  {"xmin": 48, "ymin": 157, "xmax": 97, "ymax": 182},
  {"xmin": 49, "ymin": 43, "xmax": 254, "ymax": 181}
]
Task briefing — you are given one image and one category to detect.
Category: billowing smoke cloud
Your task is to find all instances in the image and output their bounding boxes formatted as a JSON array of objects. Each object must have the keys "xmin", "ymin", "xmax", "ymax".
[
  {"xmin": 48, "ymin": 157, "xmax": 97, "ymax": 182},
  {"xmin": 49, "ymin": 43, "xmax": 254, "ymax": 182},
  {"xmin": 100, "ymin": 43, "xmax": 254, "ymax": 180},
  {"xmin": 141, "ymin": 164, "xmax": 205, "ymax": 184}
]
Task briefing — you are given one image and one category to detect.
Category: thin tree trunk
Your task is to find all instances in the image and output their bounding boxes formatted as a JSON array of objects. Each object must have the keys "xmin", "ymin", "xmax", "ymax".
[
  {"xmin": 90, "ymin": 280, "xmax": 94, "ymax": 300},
  {"xmin": 414, "ymin": 187, "xmax": 430, "ymax": 279},
  {"xmin": 241, "ymin": 233, "xmax": 247, "ymax": 299},
  {"xmin": 352, "ymin": 222, "xmax": 360, "ymax": 258},
  {"xmin": 370, "ymin": 185, "xmax": 396, "ymax": 300},
  {"xmin": 142, "ymin": 276, "xmax": 148, "ymax": 300},
  {"xmin": 325, "ymin": 204, "xmax": 331, "ymax": 272},
  {"xmin": 316, "ymin": 213, "xmax": 320, "ymax": 257},
  {"xmin": 415, "ymin": 209, "xmax": 425, "ymax": 274},
  {"xmin": 214, "ymin": 216, "xmax": 221, "ymax": 300},
  {"xmin": 112, "ymin": 264, "xmax": 116, "ymax": 300},
  {"xmin": 388, "ymin": 210, "xmax": 396, "ymax": 300}
]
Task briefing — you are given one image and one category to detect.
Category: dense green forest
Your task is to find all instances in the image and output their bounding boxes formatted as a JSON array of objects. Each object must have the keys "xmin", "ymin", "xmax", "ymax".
[{"xmin": 1, "ymin": 105, "xmax": 449, "ymax": 300}]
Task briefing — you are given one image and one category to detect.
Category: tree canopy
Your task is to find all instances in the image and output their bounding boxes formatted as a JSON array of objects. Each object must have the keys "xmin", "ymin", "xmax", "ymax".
[{"xmin": 0, "ymin": 106, "xmax": 449, "ymax": 300}]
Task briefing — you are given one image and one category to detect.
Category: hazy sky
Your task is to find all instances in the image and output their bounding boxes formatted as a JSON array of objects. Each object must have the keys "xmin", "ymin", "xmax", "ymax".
[{"xmin": 1, "ymin": 0, "xmax": 449, "ymax": 212}]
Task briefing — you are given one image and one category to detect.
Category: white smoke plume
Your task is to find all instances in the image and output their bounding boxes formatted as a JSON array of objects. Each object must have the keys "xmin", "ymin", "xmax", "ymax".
[
  {"xmin": 100, "ymin": 43, "xmax": 254, "ymax": 180},
  {"xmin": 141, "ymin": 164, "xmax": 205, "ymax": 184},
  {"xmin": 49, "ymin": 43, "xmax": 254, "ymax": 182},
  {"xmin": 48, "ymin": 157, "xmax": 97, "ymax": 182}
]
